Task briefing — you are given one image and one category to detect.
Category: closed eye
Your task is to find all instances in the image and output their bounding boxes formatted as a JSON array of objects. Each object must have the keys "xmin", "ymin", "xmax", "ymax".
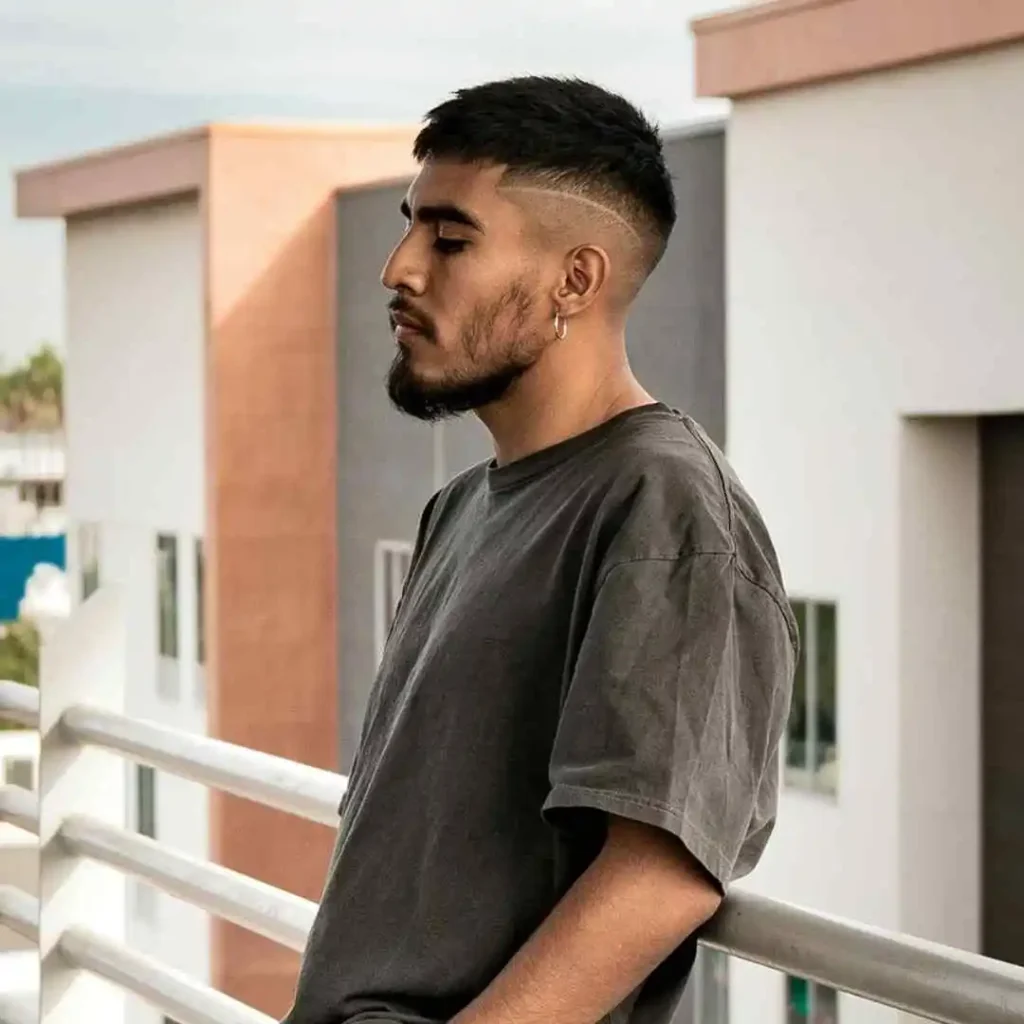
[{"xmin": 433, "ymin": 237, "xmax": 468, "ymax": 255}]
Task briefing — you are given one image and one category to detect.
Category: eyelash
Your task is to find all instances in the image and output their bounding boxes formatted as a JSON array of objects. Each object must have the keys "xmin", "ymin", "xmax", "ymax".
[{"xmin": 433, "ymin": 237, "xmax": 468, "ymax": 255}]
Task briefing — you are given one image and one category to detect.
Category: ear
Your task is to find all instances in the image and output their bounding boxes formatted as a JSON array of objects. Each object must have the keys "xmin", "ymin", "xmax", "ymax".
[{"xmin": 553, "ymin": 244, "xmax": 610, "ymax": 318}]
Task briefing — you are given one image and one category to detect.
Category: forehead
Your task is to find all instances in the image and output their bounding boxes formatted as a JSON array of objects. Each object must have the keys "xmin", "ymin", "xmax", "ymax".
[{"xmin": 404, "ymin": 160, "xmax": 521, "ymax": 229}]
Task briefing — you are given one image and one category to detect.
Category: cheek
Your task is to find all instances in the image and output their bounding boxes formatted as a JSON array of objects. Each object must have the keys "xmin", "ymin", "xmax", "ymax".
[{"xmin": 430, "ymin": 251, "xmax": 544, "ymax": 343}]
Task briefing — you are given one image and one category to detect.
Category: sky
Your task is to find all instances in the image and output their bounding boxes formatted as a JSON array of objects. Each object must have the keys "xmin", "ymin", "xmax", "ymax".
[{"xmin": 0, "ymin": 0, "xmax": 736, "ymax": 365}]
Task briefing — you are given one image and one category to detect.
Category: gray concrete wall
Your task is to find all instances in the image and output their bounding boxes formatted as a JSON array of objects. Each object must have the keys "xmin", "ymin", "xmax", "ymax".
[
  {"xmin": 334, "ymin": 182, "xmax": 435, "ymax": 771},
  {"xmin": 631, "ymin": 123, "xmax": 726, "ymax": 447},
  {"xmin": 334, "ymin": 123, "xmax": 725, "ymax": 773}
]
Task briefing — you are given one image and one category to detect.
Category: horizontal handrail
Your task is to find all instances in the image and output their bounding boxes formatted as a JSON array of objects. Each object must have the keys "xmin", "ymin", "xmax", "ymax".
[
  {"xmin": 706, "ymin": 890, "xmax": 1024, "ymax": 1024},
  {"xmin": 59, "ymin": 926, "xmax": 275, "ymax": 1024},
  {"xmin": 0, "ymin": 886, "xmax": 38, "ymax": 943},
  {"xmin": 0, "ymin": 888, "xmax": 273, "ymax": 1024},
  {"xmin": 60, "ymin": 814, "xmax": 316, "ymax": 952},
  {"xmin": 61, "ymin": 704, "xmax": 345, "ymax": 825},
  {"xmin": 0, "ymin": 785, "xmax": 38, "ymax": 835},
  {"xmin": 0, "ymin": 681, "xmax": 39, "ymax": 730},
  {"xmin": 8, "ymin": 677, "xmax": 1024, "ymax": 1024},
  {"xmin": 0, "ymin": 995, "xmax": 36, "ymax": 1024}
]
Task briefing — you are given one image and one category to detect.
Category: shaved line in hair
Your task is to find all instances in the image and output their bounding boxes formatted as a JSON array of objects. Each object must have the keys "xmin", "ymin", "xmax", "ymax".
[{"xmin": 498, "ymin": 184, "xmax": 643, "ymax": 243}]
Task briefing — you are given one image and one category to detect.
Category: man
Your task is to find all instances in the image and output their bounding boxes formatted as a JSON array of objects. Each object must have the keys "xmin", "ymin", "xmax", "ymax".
[{"xmin": 284, "ymin": 76, "xmax": 796, "ymax": 1024}]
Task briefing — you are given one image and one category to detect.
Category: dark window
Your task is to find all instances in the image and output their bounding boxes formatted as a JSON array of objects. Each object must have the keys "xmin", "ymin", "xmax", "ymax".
[
  {"xmin": 136, "ymin": 764, "xmax": 156, "ymax": 839},
  {"xmin": 195, "ymin": 538, "xmax": 205, "ymax": 666},
  {"xmin": 80, "ymin": 523, "xmax": 100, "ymax": 600},
  {"xmin": 787, "ymin": 975, "xmax": 838, "ymax": 1024},
  {"xmin": 785, "ymin": 600, "xmax": 838, "ymax": 795},
  {"xmin": 157, "ymin": 534, "xmax": 178, "ymax": 659}
]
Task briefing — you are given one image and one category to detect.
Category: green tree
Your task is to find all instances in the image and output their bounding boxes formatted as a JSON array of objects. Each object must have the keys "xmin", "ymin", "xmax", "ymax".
[
  {"xmin": 0, "ymin": 619, "xmax": 40, "ymax": 731},
  {"xmin": 0, "ymin": 343, "xmax": 63, "ymax": 430}
]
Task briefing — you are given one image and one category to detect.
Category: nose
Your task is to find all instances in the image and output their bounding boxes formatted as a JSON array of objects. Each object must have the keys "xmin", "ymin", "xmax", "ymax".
[{"xmin": 380, "ymin": 233, "xmax": 426, "ymax": 296}]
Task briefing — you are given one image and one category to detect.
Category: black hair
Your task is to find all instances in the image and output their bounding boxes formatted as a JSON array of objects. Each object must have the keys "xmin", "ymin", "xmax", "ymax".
[{"xmin": 414, "ymin": 76, "xmax": 676, "ymax": 277}]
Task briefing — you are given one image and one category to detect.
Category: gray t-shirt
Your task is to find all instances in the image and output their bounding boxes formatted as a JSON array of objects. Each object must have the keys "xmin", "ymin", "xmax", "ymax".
[{"xmin": 284, "ymin": 404, "xmax": 796, "ymax": 1024}]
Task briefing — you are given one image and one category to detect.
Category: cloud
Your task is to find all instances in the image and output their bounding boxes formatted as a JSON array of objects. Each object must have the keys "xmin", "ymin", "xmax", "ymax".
[
  {"xmin": 0, "ymin": 0, "xmax": 735, "ymax": 121},
  {"xmin": 0, "ymin": 0, "xmax": 736, "ymax": 361}
]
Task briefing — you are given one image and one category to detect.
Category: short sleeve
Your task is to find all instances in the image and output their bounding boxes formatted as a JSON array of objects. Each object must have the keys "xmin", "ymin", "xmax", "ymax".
[{"xmin": 542, "ymin": 552, "xmax": 795, "ymax": 888}]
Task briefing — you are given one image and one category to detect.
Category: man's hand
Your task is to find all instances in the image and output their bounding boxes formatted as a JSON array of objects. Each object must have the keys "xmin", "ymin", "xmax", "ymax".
[{"xmin": 450, "ymin": 814, "xmax": 723, "ymax": 1024}]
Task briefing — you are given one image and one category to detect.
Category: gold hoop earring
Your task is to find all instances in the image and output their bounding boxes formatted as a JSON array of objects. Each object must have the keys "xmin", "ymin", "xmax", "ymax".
[{"xmin": 553, "ymin": 312, "xmax": 568, "ymax": 341}]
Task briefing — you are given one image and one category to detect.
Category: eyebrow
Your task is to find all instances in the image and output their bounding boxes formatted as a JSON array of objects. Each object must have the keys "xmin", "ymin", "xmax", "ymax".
[{"xmin": 399, "ymin": 198, "xmax": 484, "ymax": 233}]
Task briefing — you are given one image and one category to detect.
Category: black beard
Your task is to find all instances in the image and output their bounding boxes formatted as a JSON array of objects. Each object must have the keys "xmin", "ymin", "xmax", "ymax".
[
  {"xmin": 386, "ymin": 349, "xmax": 530, "ymax": 422},
  {"xmin": 385, "ymin": 283, "xmax": 539, "ymax": 422}
]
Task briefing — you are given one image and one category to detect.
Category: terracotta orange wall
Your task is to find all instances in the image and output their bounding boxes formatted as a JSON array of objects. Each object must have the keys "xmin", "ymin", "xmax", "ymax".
[
  {"xmin": 204, "ymin": 126, "xmax": 417, "ymax": 1018},
  {"xmin": 694, "ymin": 0, "xmax": 1024, "ymax": 98}
]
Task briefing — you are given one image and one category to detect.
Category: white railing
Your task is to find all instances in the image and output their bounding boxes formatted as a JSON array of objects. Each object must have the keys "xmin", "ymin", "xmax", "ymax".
[{"xmin": 1, "ymin": 589, "xmax": 1024, "ymax": 1024}]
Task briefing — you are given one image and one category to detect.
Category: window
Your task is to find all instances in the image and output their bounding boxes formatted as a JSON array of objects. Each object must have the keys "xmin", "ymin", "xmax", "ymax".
[
  {"xmin": 373, "ymin": 540, "xmax": 414, "ymax": 666},
  {"xmin": 133, "ymin": 765, "xmax": 158, "ymax": 920},
  {"xmin": 157, "ymin": 534, "xmax": 178, "ymax": 659},
  {"xmin": 786, "ymin": 600, "xmax": 838, "ymax": 795},
  {"xmin": 195, "ymin": 538, "xmax": 205, "ymax": 666},
  {"xmin": 694, "ymin": 947, "xmax": 729, "ymax": 1024},
  {"xmin": 18, "ymin": 480, "xmax": 62, "ymax": 508},
  {"xmin": 79, "ymin": 523, "xmax": 100, "ymax": 601},
  {"xmin": 787, "ymin": 976, "xmax": 838, "ymax": 1024},
  {"xmin": 136, "ymin": 764, "xmax": 156, "ymax": 839},
  {"xmin": 3, "ymin": 757, "xmax": 34, "ymax": 791}
]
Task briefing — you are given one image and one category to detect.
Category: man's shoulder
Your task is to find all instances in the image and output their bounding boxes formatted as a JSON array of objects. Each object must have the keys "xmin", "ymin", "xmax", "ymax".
[
  {"xmin": 595, "ymin": 410, "xmax": 732, "ymax": 553},
  {"xmin": 597, "ymin": 411, "xmax": 785, "ymax": 591}
]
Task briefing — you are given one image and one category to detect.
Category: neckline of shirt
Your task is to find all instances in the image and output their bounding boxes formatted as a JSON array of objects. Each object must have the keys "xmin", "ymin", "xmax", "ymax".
[{"xmin": 485, "ymin": 402, "xmax": 676, "ymax": 494}]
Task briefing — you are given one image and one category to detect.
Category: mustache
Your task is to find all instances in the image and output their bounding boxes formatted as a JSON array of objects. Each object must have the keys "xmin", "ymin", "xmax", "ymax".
[{"xmin": 387, "ymin": 297, "xmax": 435, "ymax": 339}]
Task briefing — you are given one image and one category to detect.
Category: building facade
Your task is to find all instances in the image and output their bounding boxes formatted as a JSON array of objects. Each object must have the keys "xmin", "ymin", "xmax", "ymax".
[
  {"xmin": 16, "ymin": 124, "xmax": 421, "ymax": 1021},
  {"xmin": 693, "ymin": 2, "xmax": 1024, "ymax": 1022},
  {"xmin": 0, "ymin": 431, "xmax": 65, "ymax": 538}
]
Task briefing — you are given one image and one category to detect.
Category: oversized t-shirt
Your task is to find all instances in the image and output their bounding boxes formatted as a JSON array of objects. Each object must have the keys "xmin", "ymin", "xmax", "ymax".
[{"xmin": 283, "ymin": 403, "xmax": 797, "ymax": 1024}]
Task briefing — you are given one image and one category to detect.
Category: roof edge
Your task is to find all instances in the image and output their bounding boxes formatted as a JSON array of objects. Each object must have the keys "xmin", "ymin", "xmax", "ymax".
[
  {"xmin": 16, "ymin": 127, "xmax": 210, "ymax": 219},
  {"xmin": 692, "ymin": 0, "xmax": 1024, "ymax": 100},
  {"xmin": 15, "ymin": 122, "xmax": 421, "ymax": 220}
]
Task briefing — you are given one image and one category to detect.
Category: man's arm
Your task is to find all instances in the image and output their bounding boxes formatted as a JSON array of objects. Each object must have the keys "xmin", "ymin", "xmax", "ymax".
[{"xmin": 451, "ymin": 815, "xmax": 723, "ymax": 1024}]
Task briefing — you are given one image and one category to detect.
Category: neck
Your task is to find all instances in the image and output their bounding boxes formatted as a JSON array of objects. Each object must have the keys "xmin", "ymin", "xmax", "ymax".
[{"xmin": 476, "ymin": 331, "xmax": 654, "ymax": 466}]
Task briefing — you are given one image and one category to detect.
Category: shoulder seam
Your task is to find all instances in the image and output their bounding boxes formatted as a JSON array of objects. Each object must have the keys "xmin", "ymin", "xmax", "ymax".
[
  {"xmin": 680, "ymin": 416, "xmax": 735, "ymax": 538},
  {"xmin": 594, "ymin": 549, "xmax": 733, "ymax": 593},
  {"xmin": 594, "ymin": 551, "xmax": 799, "ymax": 653}
]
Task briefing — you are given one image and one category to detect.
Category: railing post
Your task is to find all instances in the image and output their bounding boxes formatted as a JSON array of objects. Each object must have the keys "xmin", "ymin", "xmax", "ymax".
[{"xmin": 39, "ymin": 587, "xmax": 128, "ymax": 1024}]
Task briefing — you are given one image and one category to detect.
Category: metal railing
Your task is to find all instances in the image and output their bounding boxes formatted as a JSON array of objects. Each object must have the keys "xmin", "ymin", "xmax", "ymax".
[
  {"xmin": 2, "ymin": 597, "xmax": 1024, "ymax": 1024},
  {"xmin": 0, "ymin": 879, "xmax": 270, "ymax": 1024}
]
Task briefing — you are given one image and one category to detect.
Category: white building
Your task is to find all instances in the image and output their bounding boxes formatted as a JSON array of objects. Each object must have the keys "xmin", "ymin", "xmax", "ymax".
[
  {"xmin": 693, "ymin": 2, "xmax": 1024, "ymax": 1022},
  {"xmin": 15, "ymin": 123, "xmax": 420, "ymax": 1022},
  {"xmin": 0, "ymin": 432, "xmax": 65, "ymax": 537}
]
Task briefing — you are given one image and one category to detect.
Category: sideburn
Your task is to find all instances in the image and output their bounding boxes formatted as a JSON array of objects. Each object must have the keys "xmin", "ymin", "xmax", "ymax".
[{"xmin": 462, "ymin": 279, "xmax": 537, "ymax": 363}]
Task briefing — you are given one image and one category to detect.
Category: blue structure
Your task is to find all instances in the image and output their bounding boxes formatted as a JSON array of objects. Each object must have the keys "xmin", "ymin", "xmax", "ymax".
[{"xmin": 0, "ymin": 535, "xmax": 66, "ymax": 621}]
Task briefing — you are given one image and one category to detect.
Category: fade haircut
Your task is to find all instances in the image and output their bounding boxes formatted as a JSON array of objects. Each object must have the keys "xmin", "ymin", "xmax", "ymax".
[{"xmin": 413, "ymin": 76, "xmax": 677, "ymax": 282}]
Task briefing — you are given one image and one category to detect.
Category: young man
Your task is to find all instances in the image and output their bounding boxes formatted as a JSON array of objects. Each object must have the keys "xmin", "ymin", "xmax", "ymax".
[{"xmin": 284, "ymin": 77, "xmax": 796, "ymax": 1024}]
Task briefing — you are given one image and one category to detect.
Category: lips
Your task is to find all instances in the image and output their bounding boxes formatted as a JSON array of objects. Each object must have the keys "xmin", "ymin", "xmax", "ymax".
[
  {"xmin": 391, "ymin": 312, "xmax": 423, "ymax": 331},
  {"xmin": 388, "ymin": 306, "xmax": 432, "ymax": 341}
]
